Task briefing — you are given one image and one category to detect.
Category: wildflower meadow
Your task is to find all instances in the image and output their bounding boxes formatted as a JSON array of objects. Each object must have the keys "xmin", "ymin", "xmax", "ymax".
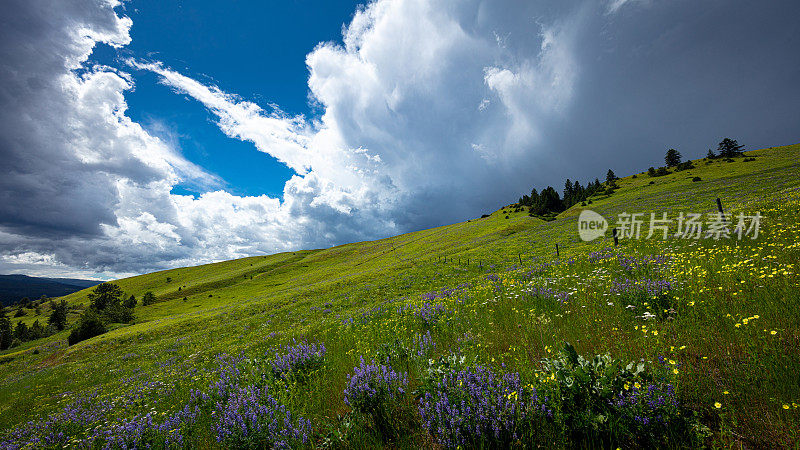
[{"xmin": 1, "ymin": 144, "xmax": 798, "ymax": 447}]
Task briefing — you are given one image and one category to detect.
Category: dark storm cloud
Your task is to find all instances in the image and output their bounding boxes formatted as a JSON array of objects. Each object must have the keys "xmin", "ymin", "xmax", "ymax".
[
  {"xmin": 0, "ymin": 0, "xmax": 798, "ymax": 277},
  {"xmin": 0, "ymin": 0, "xmax": 132, "ymax": 238},
  {"xmin": 534, "ymin": 0, "xmax": 800, "ymax": 187}
]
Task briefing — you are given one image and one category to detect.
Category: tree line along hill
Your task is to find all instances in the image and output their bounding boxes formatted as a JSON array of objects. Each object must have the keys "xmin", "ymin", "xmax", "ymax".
[{"xmin": 511, "ymin": 137, "xmax": 748, "ymax": 219}]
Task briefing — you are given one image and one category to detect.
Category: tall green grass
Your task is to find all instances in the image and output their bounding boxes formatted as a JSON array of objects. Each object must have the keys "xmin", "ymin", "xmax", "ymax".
[{"xmin": 1, "ymin": 144, "xmax": 798, "ymax": 447}]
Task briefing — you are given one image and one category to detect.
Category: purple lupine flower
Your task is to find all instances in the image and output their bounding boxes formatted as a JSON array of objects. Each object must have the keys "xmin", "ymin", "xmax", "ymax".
[
  {"xmin": 414, "ymin": 330, "xmax": 436, "ymax": 358},
  {"xmin": 213, "ymin": 384, "xmax": 310, "ymax": 449},
  {"xmin": 418, "ymin": 365, "xmax": 548, "ymax": 448},
  {"xmin": 588, "ymin": 248, "xmax": 616, "ymax": 263},
  {"xmin": 343, "ymin": 357, "xmax": 408, "ymax": 412},
  {"xmin": 617, "ymin": 254, "xmax": 668, "ymax": 272},
  {"xmin": 269, "ymin": 339, "xmax": 326, "ymax": 379},
  {"xmin": 612, "ymin": 381, "xmax": 680, "ymax": 435}
]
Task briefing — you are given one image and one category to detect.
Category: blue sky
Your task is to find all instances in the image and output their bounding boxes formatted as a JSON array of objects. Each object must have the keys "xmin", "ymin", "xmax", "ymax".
[
  {"xmin": 93, "ymin": 0, "xmax": 364, "ymax": 198},
  {"xmin": 1, "ymin": 0, "xmax": 799, "ymax": 278}
]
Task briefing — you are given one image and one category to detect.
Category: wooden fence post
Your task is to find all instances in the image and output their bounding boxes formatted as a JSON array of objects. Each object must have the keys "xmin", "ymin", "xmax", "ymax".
[
  {"xmin": 613, "ymin": 228, "xmax": 619, "ymax": 246},
  {"xmin": 716, "ymin": 197, "xmax": 726, "ymax": 222},
  {"xmin": 555, "ymin": 244, "xmax": 560, "ymax": 258}
]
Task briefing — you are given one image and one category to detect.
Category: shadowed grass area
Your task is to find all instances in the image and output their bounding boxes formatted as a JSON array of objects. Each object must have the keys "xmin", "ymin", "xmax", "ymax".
[{"xmin": 1, "ymin": 143, "xmax": 798, "ymax": 447}]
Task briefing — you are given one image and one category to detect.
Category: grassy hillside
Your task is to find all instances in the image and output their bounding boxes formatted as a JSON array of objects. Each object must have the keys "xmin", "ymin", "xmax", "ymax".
[{"xmin": 1, "ymin": 144, "xmax": 799, "ymax": 447}]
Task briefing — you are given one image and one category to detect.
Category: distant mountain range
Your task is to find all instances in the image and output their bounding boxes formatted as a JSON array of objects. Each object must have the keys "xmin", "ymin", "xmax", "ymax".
[{"xmin": 0, "ymin": 274, "xmax": 102, "ymax": 306}]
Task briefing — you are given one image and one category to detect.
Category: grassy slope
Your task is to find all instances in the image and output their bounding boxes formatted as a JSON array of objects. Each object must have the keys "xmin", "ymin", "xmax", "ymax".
[{"xmin": 1, "ymin": 143, "xmax": 799, "ymax": 446}]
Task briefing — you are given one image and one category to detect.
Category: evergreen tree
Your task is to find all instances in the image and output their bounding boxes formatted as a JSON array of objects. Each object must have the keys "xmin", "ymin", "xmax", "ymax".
[
  {"xmin": 14, "ymin": 322, "xmax": 29, "ymax": 342},
  {"xmin": 48, "ymin": 299, "xmax": 69, "ymax": 331},
  {"xmin": 563, "ymin": 179, "xmax": 573, "ymax": 202},
  {"xmin": 529, "ymin": 189, "xmax": 540, "ymax": 208},
  {"xmin": 124, "ymin": 294, "xmax": 137, "ymax": 309},
  {"xmin": 530, "ymin": 186, "xmax": 563, "ymax": 215},
  {"xmin": 717, "ymin": 138, "xmax": 744, "ymax": 158},
  {"xmin": 606, "ymin": 169, "xmax": 617, "ymax": 184},
  {"xmin": 585, "ymin": 179, "xmax": 598, "ymax": 196},
  {"xmin": 0, "ymin": 308, "xmax": 12, "ymax": 350},
  {"xmin": 87, "ymin": 283, "xmax": 124, "ymax": 311},
  {"xmin": 29, "ymin": 320, "xmax": 45, "ymax": 340},
  {"xmin": 665, "ymin": 148, "xmax": 682, "ymax": 167},
  {"xmin": 706, "ymin": 148, "xmax": 715, "ymax": 159}
]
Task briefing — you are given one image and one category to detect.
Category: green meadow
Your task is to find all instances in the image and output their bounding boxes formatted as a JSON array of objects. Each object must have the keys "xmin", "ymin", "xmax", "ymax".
[{"xmin": 1, "ymin": 144, "xmax": 798, "ymax": 448}]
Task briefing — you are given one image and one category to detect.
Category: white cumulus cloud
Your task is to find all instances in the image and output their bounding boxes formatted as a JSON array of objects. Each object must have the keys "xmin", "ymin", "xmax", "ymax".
[{"xmin": 3, "ymin": 0, "xmax": 800, "ymax": 277}]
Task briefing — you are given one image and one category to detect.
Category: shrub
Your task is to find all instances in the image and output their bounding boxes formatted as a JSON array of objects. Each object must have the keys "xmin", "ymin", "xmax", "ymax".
[
  {"xmin": 541, "ymin": 344, "xmax": 644, "ymax": 443},
  {"xmin": 141, "ymin": 292, "xmax": 157, "ymax": 306},
  {"xmin": 692, "ymin": 176, "xmax": 701, "ymax": 182},
  {"xmin": 68, "ymin": 311, "xmax": 107, "ymax": 346},
  {"xmin": 123, "ymin": 295, "xmax": 137, "ymax": 308},
  {"xmin": 102, "ymin": 304, "xmax": 134, "ymax": 324},
  {"xmin": 539, "ymin": 343, "xmax": 700, "ymax": 446}
]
